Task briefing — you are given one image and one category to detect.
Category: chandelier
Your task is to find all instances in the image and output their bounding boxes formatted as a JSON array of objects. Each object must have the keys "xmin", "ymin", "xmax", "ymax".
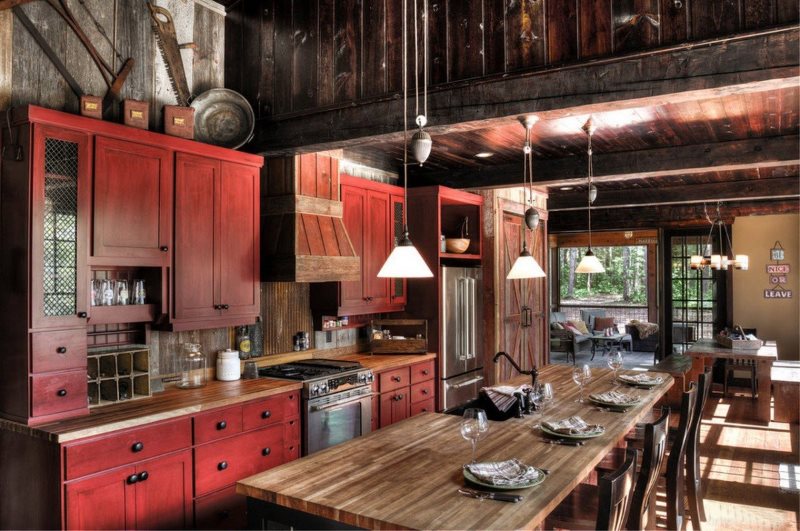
[{"xmin": 690, "ymin": 202, "xmax": 749, "ymax": 271}]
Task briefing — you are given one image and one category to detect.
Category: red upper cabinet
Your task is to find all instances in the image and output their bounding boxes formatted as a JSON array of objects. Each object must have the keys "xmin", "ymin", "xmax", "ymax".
[
  {"xmin": 389, "ymin": 194, "xmax": 408, "ymax": 306},
  {"xmin": 173, "ymin": 154, "xmax": 260, "ymax": 329},
  {"xmin": 92, "ymin": 137, "xmax": 172, "ymax": 266},
  {"xmin": 364, "ymin": 190, "xmax": 391, "ymax": 308},
  {"xmin": 340, "ymin": 184, "xmax": 366, "ymax": 309}
]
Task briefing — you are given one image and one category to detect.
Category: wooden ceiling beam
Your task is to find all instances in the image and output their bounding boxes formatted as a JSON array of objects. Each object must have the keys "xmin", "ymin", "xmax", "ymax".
[
  {"xmin": 416, "ymin": 135, "xmax": 800, "ymax": 189},
  {"xmin": 248, "ymin": 27, "xmax": 799, "ymax": 155}
]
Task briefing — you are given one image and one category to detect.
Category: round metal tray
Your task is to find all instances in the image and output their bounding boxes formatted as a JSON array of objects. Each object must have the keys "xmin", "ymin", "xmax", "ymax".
[{"xmin": 190, "ymin": 88, "xmax": 255, "ymax": 149}]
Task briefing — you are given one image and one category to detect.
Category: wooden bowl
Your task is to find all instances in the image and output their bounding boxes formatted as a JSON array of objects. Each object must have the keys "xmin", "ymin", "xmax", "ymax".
[{"xmin": 445, "ymin": 238, "xmax": 470, "ymax": 254}]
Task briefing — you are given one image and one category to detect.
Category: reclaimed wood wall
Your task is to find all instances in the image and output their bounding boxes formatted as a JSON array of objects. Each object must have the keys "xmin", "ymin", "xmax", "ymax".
[
  {"xmin": 225, "ymin": 0, "xmax": 799, "ymax": 118},
  {"xmin": 261, "ymin": 282, "xmax": 314, "ymax": 355},
  {"xmin": 0, "ymin": 0, "xmax": 225, "ymax": 127}
]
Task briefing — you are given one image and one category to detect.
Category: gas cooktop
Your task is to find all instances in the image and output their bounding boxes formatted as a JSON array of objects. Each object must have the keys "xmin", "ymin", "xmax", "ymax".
[{"xmin": 258, "ymin": 359, "xmax": 363, "ymax": 381}]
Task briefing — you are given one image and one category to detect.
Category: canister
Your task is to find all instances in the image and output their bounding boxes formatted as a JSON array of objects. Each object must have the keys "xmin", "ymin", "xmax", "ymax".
[{"xmin": 216, "ymin": 349, "xmax": 241, "ymax": 381}]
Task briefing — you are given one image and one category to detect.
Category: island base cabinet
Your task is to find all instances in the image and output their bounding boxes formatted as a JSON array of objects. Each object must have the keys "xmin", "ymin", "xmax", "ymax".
[
  {"xmin": 65, "ymin": 449, "xmax": 193, "ymax": 530},
  {"xmin": 194, "ymin": 486, "xmax": 247, "ymax": 530}
]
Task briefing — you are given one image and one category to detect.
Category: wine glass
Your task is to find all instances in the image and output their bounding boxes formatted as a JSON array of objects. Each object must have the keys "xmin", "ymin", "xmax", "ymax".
[
  {"xmin": 530, "ymin": 384, "xmax": 545, "ymax": 416},
  {"xmin": 572, "ymin": 365, "xmax": 592, "ymax": 403},
  {"xmin": 460, "ymin": 408, "xmax": 489, "ymax": 464},
  {"xmin": 607, "ymin": 349, "xmax": 624, "ymax": 381},
  {"xmin": 541, "ymin": 383, "xmax": 554, "ymax": 412}
]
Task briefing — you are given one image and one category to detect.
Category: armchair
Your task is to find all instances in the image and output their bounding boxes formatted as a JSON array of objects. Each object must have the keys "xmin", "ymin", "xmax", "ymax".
[{"xmin": 550, "ymin": 312, "xmax": 592, "ymax": 364}]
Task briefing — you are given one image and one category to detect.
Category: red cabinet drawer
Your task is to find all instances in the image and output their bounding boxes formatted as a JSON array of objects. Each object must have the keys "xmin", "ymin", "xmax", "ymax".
[
  {"xmin": 283, "ymin": 417, "xmax": 300, "ymax": 443},
  {"xmin": 410, "ymin": 360, "xmax": 435, "ymax": 384},
  {"xmin": 284, "ymin": 441, "xmax": 300, "ymax": 462},
  {"xmin": 410, "ymin": 380, "xmax": 435, "ymax": 404},
  {"xmin": 411, "ymin": 398, "xmax": 436, "ymax": 416},
  {"xmin": 380, "ymin": 367, "xmax": 409, "ymax": 392},
  {"xmin": 31, "ymin": 329, "xmax": 87, "ymax": 373},
  {"xmin": 65, "ymin": 417, "xmax": 192, "ymax": 480},
  {"xmin": 31, "ymin": 370, "xmax": 87, "ymax": 418},
  {"xmin": 194, "ymin": 486, "xmax": 247, "ymax": 530},
  {"xmin": 194, "ymin": 424, "xmax": 283, "ymax": 497},
  {"xmin": 194, "ymin": 405, "xmax": 243, "ymax": 444},
  {"xmin": 242, "ymin": 391, "xmax": 299, "ymax": 431}
]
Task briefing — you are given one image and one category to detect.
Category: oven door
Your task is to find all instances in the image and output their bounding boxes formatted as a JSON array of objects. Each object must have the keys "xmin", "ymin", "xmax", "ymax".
[{"xmin": 304, "ymin": 386, "xmax": 372, "ymax": 455}]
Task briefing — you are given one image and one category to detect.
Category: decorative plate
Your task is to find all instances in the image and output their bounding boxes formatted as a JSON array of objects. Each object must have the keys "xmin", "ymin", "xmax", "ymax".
[
  {"xmin": 588, "ymin": 395, "xmax": 642, "ymax": 410},
  {"xmin": 462, "ymin": 467, "xmax": 546, "ymax": 490},
  {"xmin": 617, "ymin": 374, "xmax": 663, "ymax": 388},
  {"xmin": 540, "ymin": 424, "xmax": 605, "ymax": 440}
]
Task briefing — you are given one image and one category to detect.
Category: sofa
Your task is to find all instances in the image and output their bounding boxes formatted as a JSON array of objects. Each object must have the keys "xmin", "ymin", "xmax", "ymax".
[{"xmin": 549, "ymin": 312, "xmax": 592, "ymax": 364}]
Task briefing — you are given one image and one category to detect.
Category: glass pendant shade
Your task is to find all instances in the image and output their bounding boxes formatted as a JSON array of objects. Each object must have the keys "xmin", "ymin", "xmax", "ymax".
[
  {"xmin": 576, "ymin": 250, "xmax": 605, "ymax": 274},
  {"xmin": 507, "ymin": 244, "xmax": 545, "ymax": 279},
  {"xmin": 734, "ymin": 254, "xmax": 749, "ymax": 270},
  {"xmin": 690, "ymin": 255, "xmax": 704, "ymax": 270},
  {"xmin": 377, "ymin": 233, "xmax": 433, "ymax": 278}
]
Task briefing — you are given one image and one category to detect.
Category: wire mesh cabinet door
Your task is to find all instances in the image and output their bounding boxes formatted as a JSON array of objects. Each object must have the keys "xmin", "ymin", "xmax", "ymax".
[{"xmin": 30, "ymin": 125, "xmax": 91, "ymax": 330}]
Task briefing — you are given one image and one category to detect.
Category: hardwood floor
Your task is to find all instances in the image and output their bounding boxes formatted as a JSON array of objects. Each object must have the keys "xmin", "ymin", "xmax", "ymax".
[{"xmin": 656, "ymin": 391, "xmax": 799, "ymax": 530}]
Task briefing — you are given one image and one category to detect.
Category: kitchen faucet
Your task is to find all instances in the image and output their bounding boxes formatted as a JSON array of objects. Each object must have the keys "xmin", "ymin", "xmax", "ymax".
[{"xmin": 492, "ymin": 351, "xmax": 538, "ymax": 388}]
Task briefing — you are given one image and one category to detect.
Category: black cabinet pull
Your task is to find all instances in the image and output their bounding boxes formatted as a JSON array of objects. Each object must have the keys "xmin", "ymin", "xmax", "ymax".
[
  {"xmin": 131, "ymin": 442, "xmax": 144, "ymax": 453},
  {"xmin": 422, "ymin": 369, "xmax": 429, "ymax": 375},
  {"xmin": 56, "ymin": 346, "xmax": 67, "ymax": 354},
  {"xmin": 218, "ymin": 461, "xmax": 228, "ymax": 471},
  {"xmin": 137, "ymin": 471, "xmax": 148, "ymax": 482},
  {"xmin": 262, "ymin": 447, "xmax": 271, "ymax": 456},
  {"xmin": 57, "ymin": 389, "xmax": 67, "ymax": 397},
  {"xmin": 214, "ymin": 304, "xmax": 221, "ymax": 310},
  {"xmin": 126, "ymin": 474, "xmax": 138, "ymax": 485},
  {"xmin": 216, "ymin": 420, "xmax": 227, "ymax": 430},
  {"xmin": 261, "ymin": 410, "xmax": 271, "ymax": 419},
  {"xmin": 221, "ymin": 304, "xmax": 229, "ymax": 310},
  {"xmin": 160, "ymin": 246, "xmax": 169, "ymax": 252},
  {"xmin": 392, "ymin": 376, "xmax": 401, "ymax": 382},
  {"xmin": 421, "ymin": 389, "xmax": 429, "ymax": 395},
  {"xmin": 77, "ymin": 311, "xmax": 88, "ymax": 318}
]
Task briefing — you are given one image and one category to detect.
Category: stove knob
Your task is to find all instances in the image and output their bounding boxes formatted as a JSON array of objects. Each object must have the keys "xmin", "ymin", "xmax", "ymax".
[
  {"xmin": 320, "ymin": 383, "xmax": 328, "ymax": 394},
  {"xmin": 366, "ymin": 372, "xmax": 374, "ymax": 383},
  {"xmin": 329, "ymin": 381, "xmax": 339, "ymax": 390},
  {"xmin": 311, "ymin": 384, "xmax": 320, "ymax": 396},
  {"xmin": 359, "ymin": 373, "xmax": 367, "ymax": 383}
]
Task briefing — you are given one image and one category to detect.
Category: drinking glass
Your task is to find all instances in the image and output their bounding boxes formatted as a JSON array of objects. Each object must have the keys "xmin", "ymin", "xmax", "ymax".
[
  {"xmin": 530, "ymin": 384, "xmax": 545, "ymax": 415},
  {"xmin": 133, "ymin": 279, "xmax": 146, "ymax": 305},
  {"xmin": 460, "ymin": 408, "xmax": 489, "ymax": 464},
  {"xmin": 90, "ymin": 279, "xmax": 102, "ymax": 307},
  {"xmin": 607, "ymin": 350, "xmax": 624, "ymax": 381},
  {"xmin": 101, "ymin": 279, "xmax": 115, "ymax": 306},
  {"xmin": 116, "ymin": 280, "xmax": 129, "ymax": 306},
  {"xmin": 541, "ymin": 383, "xmax": 554, "ymax": 412},
  {"xmin": 572, "ymin": 365, "xmax": 592, "ymax": 403}
]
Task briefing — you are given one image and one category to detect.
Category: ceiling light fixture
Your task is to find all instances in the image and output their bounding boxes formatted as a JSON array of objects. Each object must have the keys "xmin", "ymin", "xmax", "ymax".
[
  {"xmin": 576, "ymin": 117, "xmax": 605, "ymax": 274},
  {"xmin": 409, "ymin": 0, "xmax": 431, "ymax": 166},
  {"xmin": 507, "ymin": 115, "xmax": 546, "ymax": 280},
  {"xmin": 690, "ymin": 202, "xmax": 749, "ymax": 271},
  {"xmin": 378, "ymin": 0, "xmax": 433, "ymax": 279},
  {"xmin": 475, "ymin": 152, "xmax": 494, "ymax": 159}
]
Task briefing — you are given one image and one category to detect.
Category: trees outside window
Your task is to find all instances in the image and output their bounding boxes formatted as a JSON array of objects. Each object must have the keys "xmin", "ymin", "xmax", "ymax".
[{"xmin": 559, "ymin": 246, "xmax": 648, "ymax": 306}]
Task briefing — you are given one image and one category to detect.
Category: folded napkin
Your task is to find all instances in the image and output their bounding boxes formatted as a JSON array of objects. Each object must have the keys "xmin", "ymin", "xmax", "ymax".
[
  {"xmin": 481, "ymin": 385, "xmax": 529, "ymax": 413},
  {"xmin": 618, "ymin": 373, "xmax": 663, "ymax": 385},
  {"xmin": 542, "ymin": 416, "xmax": 604, "ymax": 436},
  {"xmin": 465, "ymin": 459, "xmax": 541, "ymax": 487},
  {"xmin": 589, "ymin": 390, "xmax": 641, "ymax": 405}
]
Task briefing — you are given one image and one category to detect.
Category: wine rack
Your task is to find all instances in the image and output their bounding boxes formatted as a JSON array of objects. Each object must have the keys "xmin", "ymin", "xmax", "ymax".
[{"xmin": 87, "ymin": 345, "xmax": 152, "ymax": 407}]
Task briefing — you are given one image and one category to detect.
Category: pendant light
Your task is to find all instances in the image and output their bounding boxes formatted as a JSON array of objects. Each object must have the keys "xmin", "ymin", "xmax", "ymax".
[
  {"xmin": 576, "ymin": 117, "xmax": 605, "ymax": 274},
  {"xmin": 690, "ymin": 202, "xmax": 749, "ymax": 271},
  {"xmin": 507, "ymin": 116, "xmax": 546, "ymax": 280},
  {"xmin": 377, "ymin": 0, "xmax": 433, "ymax": 279},
  {"xmin": 410, "ymin": 0, "xmax": 432, "ymax": 165}
]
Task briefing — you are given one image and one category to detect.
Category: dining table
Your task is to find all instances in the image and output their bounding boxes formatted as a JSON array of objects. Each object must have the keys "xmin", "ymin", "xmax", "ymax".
[
  {"xmin": 686, "ymin": 338, "xmax": 778, "ymax": 423},
  {"xmin": 237, "ymin": 364, "xmax": 673, "ymax": 530}
]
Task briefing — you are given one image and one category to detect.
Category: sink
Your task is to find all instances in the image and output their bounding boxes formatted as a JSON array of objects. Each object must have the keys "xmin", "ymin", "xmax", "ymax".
[{"xmin": 444, "ymin": 394, "xmax": 518, "ymax": 422}]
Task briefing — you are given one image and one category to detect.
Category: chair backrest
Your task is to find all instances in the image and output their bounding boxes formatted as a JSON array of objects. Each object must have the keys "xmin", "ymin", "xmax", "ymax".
[
  {"xmin": 551, "ymin": 312, "xmax": 567, "ymax": 324},
  {"xmin": 665, "ymin": 382, "xmax": 698, "ymax": 530},
  {"xmin": 626, "ymin": 406, "xmax": 670, "ymax": 530},
  {"xmin": 686, "ymin": 369, "xmax": 712, "ymax": 478},
  {"xmin": 596, "ymin": 447, "xmax": 639, "ymax": 531},
  {"xmin": 580, "ymin": 309, "xmax": 607, "ymax": 331}
]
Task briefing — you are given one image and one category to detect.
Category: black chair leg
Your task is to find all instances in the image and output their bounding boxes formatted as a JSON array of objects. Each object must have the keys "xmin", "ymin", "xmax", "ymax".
[{"xmin": 687, "ymin": 457, "xmax": 704, "ymax": 530}]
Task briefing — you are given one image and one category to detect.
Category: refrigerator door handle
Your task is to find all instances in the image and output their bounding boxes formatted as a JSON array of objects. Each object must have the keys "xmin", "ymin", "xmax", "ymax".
[
  {"xmin": 468, "ymin": 278, "xmax": 476, "ymax": 360},
  {"xmin": 457, "ymin": 278, "xmax": 466, "ymax": 361}
]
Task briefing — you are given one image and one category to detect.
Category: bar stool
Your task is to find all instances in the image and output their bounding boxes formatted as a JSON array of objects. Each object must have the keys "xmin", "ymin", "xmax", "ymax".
[{"xmin": 544, "ymin": 447, "xmax": 638, "ymax": 531}]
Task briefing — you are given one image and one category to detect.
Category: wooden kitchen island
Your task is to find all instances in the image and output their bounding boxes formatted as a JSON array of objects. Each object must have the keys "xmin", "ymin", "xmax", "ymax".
[{"xmin": 237, "ymin": 364, "xmax": 673, "ymax": 530}]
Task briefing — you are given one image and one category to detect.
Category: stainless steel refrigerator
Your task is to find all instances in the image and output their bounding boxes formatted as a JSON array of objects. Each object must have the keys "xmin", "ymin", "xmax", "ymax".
[{"xmin": 441, "ymin": 266, "xmax": 483, "ymax": 411}]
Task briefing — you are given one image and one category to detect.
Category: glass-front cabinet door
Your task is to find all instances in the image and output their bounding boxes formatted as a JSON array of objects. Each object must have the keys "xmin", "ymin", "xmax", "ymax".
[{"xmin": 30, "ymin": 125, "xmax": 91, "ymax": 330}]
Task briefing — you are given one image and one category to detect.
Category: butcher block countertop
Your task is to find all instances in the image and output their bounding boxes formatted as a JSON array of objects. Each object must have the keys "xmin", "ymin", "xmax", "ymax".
[
  {"xmin": 0, "ymin": 351, "xmax": 436, "ymax": 444},
  {"xmin": 237, "ymin": 364, "xmax": 673, "ymax": 530}
]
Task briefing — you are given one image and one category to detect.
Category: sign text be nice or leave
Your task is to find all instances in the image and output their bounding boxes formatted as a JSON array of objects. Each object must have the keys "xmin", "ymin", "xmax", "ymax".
[{"xmin": 764, "ymin": 248, "xmax": 792, "ymax": 299}]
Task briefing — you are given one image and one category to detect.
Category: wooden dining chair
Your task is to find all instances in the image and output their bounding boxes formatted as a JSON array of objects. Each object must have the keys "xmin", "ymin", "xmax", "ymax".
[
  {"xmin": 545, "ymin": 447, "xmax": 639, "ymax": 531},
  {"xmin": 686, "ymin": 368, "xmax": 712, "ymax": 530},
  {"xmin": 724, "ymin": 357, "xmax": 757, "ymax": 399},
  {"xmin": 665, "ymin": 382, "xmax": 698, "ymax": 531},
  {"xmin": 626, "ymin": 406, "xmax": 670, "ymax": 530}
]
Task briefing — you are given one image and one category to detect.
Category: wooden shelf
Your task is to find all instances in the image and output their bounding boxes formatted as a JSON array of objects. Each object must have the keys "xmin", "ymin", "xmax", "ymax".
[
  {"xmin": 439, "ymin": 252, "xmax": 481, "ymax": 260},
  {"xmin": 88, "ymin": 304, "xmax": 157, "ymax": 325}
]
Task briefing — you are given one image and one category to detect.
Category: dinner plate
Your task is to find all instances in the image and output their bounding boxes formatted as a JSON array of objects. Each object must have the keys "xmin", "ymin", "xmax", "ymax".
[
  {"xmin": 463, "ymin": 467, "xmax": 546, "ymax": 490},
  {"xmin": 617, "ymin": 374, "xmax": 662, "ymax": 388},
  {"xmin": 588, "ymin": 395, "xmax": 641, "ymax": 410},
  {"xmin": 540, "ymin": 424, "xmax": 605, "ymax": 440}
]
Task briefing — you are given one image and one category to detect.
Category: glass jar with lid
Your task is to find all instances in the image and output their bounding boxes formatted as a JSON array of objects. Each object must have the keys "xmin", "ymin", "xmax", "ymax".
[{"xmin": 178, "ymin": 343, "xmax": 207, "ymax": 389}]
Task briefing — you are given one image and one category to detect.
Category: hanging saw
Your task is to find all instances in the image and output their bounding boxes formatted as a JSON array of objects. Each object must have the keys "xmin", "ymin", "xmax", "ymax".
[{"xmin": 146, "ymin": 2, "xmax": 192, "ymax": 107}]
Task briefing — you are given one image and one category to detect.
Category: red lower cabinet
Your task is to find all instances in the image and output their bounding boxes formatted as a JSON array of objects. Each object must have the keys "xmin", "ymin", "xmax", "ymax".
[
  {"xmin": 195, "ymin": 486, "xmax": 247, "ymax": 530},
  {"xmin": 65, "ymin": 450, "xmax": 192, "ymax": 530}
]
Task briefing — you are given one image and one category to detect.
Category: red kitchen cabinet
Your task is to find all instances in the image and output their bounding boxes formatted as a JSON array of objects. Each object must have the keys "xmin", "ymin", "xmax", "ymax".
[
  {"xmin": 389, "ymin": 194, "xmax": 408, "ymax": 306},
  {"xmin": 339, "ymin": 184, "xmax": 367, "ymax": 309},
  {"xmin": 92, "ymin": 136, "xmax": 172, "ymax": 265},
  {"xmin": 376, "ymin": 359, "xmax": 436, "ymax": 429},
  {"xmin": 379, "ymin": 388, "xmax": 410, "ymax": 428},
  {"xmin": 173, "ymin": 153, "xmax": 260, "ymax": 329},
  {"xmin": 364, "ymin": 190, "xmax": 391, "ymax": 307},
  {"xmin": 65, "ymin": 450, "xmax": 192, "ymax": 530}
]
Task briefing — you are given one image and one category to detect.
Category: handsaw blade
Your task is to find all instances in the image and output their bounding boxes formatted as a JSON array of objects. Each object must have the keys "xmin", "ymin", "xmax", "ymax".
[{"xmin": 146, "ymin": 2, "xmax": 191, "ymax": 107}]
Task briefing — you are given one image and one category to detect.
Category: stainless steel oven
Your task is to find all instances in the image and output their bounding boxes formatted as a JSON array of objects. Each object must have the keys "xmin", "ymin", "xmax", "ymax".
[{"xmin": 305, "ymin": 385, "xmax": 372, "ymax": 455}]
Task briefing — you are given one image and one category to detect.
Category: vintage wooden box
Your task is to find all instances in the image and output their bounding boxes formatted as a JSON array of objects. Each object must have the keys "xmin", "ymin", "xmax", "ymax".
[
  {"xmin": 163, "ymin": 105, "xmax": 195, "ymax": 139},
  {"xmin": 716, "ymin": 334, "xmax": 763, "ymax": 350},
  {"xmin": 79, "ymin": 95, "xmax": 103, "ymax": 119},
  {"xmin": 369, "ymin": 319, "xmax": 428, "ymax": 354},
  {"xmin": 123, "ymin": 99, "xmax": 149, "ymax": 129}
]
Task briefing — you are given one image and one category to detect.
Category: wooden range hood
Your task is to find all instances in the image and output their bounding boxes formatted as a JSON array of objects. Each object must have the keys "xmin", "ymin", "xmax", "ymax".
[{"xmin": 262, "ymin": 153, "xmax": 360, "ymax": 282}]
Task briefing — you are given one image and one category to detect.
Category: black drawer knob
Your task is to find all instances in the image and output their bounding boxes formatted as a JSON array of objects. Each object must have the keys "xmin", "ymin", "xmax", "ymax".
[
  {"xmin": 222, "ymin": 304, "xmax": 229, "ymax": 310},
  {"xmin": 422, "ymin": 369, "xmax": 430, "ymax": 375},
  {"xmin": 160, "ymin": 246, "xmax": 169, "ymax": 252},
  {"xmin": 57, "ymin": 389, "xmax": 67, "ymax": 397},
  {"xmin": 131, "ymin": 442, "xmax": 144, "ymax": 453},
  {"xmin": 216, "ymin": 420, "xmax": 227, "ymax": 430},
  {"xmin": 138, "ymin": 471, "xmax": 148, "ymax": 482},
  {"xmin": 261, "ymin": 410, "xmax": 271, "ymax": 419},
  {"xmin": 218, "ymin": 461, "xmax": 228, "ymax": 471},
  {"xmin": 127, "ymin": 474, "xmax": 138, "ymax": 485},
  {"xmin": 421, "ymin": 389, "xmax": 429, "ymax": 395},
  {"xmin": 56, "ymin": 346, "xmax": 67, "ymax": 354},
  {"xmin": 262, "ymin": 447, "xmax": 271, "ymax": 456},
  {"xmin": 77, "ymin": 312, "xmax": 88, "ymax": 318},
  {"xmin": 392, "ymin": 376, "xmax": 401, "ymax": 382}
]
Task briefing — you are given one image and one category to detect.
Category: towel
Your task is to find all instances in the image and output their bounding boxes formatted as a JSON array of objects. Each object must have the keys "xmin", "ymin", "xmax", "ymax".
[
  {"xmin": 629, "ymin": 320, "xmax": 659, "ymax": 339},
  {"xmin": 542, "ymin": 416, "xmax": 604, "ymax": 436},
  {"xmin": 589, "ymin": 391, "xmax": 641, "ymax": 406},
  {"xmin": 481, "ymin": 385, "xmax": 528, "ymax": 413},
  {"xmin": 618, "ymin": 373, "xmax": 663, "ymax": 386},
  {"xmin": 465, "ymin": 459, "xmax": 542, "ymax": 487}
]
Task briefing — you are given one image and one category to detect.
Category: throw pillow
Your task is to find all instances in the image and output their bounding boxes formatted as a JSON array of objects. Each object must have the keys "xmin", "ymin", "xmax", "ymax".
[
  {"xmin": 569, "ymin": 320, "xmax": 589, "ymax": 335},
  {"xmin": 594, "ymin": 316, "xmax": 616, "ymax": 331},
  {"xmin": 551, "ymin": 322, "xmax": 564, "ymax": 330},
  {"xmin": 564, "ymin": 323, "xmax": 582, "ymax": 335}
]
